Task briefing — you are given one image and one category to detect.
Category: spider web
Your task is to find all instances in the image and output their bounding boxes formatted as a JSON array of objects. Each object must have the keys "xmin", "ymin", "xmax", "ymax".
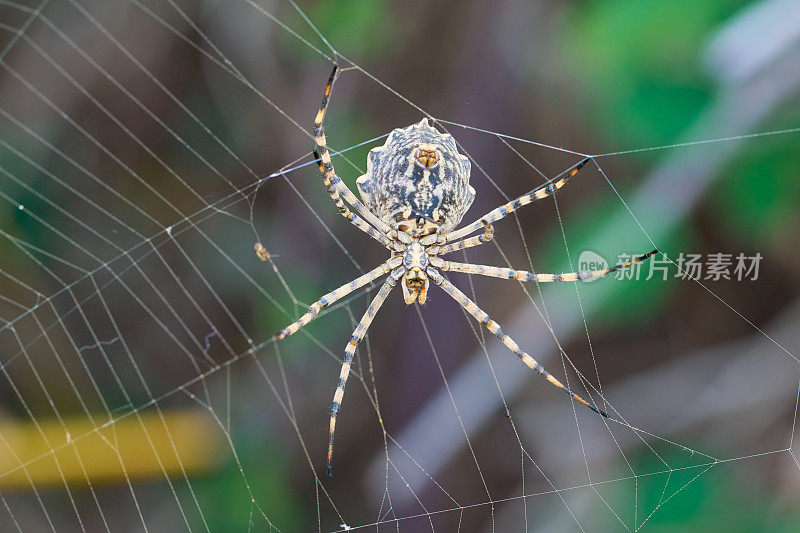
[{"xmin": 0, "ymin": 0, "xmax": 797, "ymax": 531}]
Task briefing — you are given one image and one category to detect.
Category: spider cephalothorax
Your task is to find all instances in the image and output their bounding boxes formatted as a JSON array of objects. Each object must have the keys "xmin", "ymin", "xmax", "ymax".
[
  {"xmin": 275, "ymin": 64, "xmax": 656, "ymax": 476},
  {"xmin": 399, "ymin": 235, "xmax": 431, "ymax": 304}
]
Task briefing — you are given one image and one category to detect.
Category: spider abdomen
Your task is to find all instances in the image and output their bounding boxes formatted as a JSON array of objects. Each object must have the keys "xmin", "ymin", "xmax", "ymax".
[{"xmin": 356, "ymin": 119, "xmax": 475, "ymax": 234}]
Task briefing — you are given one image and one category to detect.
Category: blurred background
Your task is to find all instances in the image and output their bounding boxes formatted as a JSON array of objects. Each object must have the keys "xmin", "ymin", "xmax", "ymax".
[{"xmin": 0, "ymin": 0, "xmax": 798, "ymax": 531}]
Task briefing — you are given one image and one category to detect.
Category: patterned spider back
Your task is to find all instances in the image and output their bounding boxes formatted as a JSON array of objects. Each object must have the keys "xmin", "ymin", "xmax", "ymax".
[{"xmin": 357, "ymin": 119, "xmax": 475, "ymax": 234}]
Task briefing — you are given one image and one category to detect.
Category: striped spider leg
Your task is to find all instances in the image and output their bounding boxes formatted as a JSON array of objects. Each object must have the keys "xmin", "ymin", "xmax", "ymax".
[
  {"xmin": 426, "ymin": 251, "xmax": 657, "ymax": 413},
  {"xmin": 275, "ymin": 258, "xmax": 402, "ymax": 477},
  {"xmin": 428, "ymin": 220, "xmax": 494, "ymax": 256},
  {"xmin": 276, "ymin": 257, "xmax": 401, "ymax": 341},
  {"xmin": 426, "ymin": 267, "xmax": 608, "ymax": 415},
  {"xmin": 327, "ymin": 266, "xmax": 404, "ymax": 476},
  {"xmin": 441, "ymin": 157, "xmax": 590, "ymax": 245},
  {"xmin": 430, "ymin": 249, "xmax": 658, "ymax": 283},
  {"xmin": 312, "ymin": 64, "xmax": 399, "ymax": 250}
]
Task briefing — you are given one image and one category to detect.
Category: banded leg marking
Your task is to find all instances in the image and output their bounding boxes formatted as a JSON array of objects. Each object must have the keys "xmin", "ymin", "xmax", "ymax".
[
  {"xmin": 328, "ymin": 270, "xmax": 401, "ymax": 476},
  {"xmin": 444, "ymin": 158, "xmax": 589, "ymax": 243},
  {"xmin": 432, "ymin": 249, "xmax": 657, "ymax": 283},
  {"xmin": 275, "ymin": 258, "xmax": 399, "ymax": 340},
  {"xmin": 433, "ymin": 220, "xmax": 494, "ymax": 256},
  {"xmin": 428, "ymin": 268, "xmax": 607, "ymax": 417},
  {"xmin": 334, "ymin": 180, "xmax": 393, "ymax": 235},
  {"xmin": 313, "ymin": 64, "xmax": 393, "ymax": 248}
]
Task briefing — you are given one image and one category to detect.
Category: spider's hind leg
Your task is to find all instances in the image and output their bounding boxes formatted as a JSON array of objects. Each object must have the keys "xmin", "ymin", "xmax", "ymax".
[
  {"xmin": 327, "ymin": 268, "xmax": 403, "ymax": 476},
  {"xmin": 275, "ymin": 258, "xmax": 399, "ymax": 340},
  {"xmin": 428, "ymin": 267, "xmax": 608, "ymax": 417}
]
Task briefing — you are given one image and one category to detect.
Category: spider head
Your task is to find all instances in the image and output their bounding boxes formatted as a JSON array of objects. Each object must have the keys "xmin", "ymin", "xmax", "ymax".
[{"xmin": 402, "ymin": 268, "xmax": 429, "ymax": 305}]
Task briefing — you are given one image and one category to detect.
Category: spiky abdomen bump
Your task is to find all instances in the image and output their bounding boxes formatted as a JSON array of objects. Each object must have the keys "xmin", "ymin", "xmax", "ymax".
[{"xmin": 357, "ymin": 119, "xmax": 475, "ymax": 234}]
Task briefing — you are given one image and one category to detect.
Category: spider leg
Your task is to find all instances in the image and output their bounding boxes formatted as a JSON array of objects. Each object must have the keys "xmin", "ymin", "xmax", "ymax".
[
  {"xmin": 427, "ymin": 267, "xmax": 608, "ymax": 417},
  {"xmin": 328, "ymin": 267, "xmax": 403, "ymax": 476},
  {"xmin": 312, "ymin": 65, "xmax": 395, "ymax": 249},
  {"xmin": 276, "ymin": 257, "xmax": 401, "ymax": 340},
  {"xmin": 330, "ymin": 168, "xmax": 395, "ymax": 237},
  {"xmin": 430, "ymin": 220, "xmax": 494, "ymax": 256},
  {"xmin": 443, "ymin": 158, "xmax": 589, "ymax": 244},
  {"xmin": 431, "ymin": 249, "xmax": 657, "ymax": 282}
]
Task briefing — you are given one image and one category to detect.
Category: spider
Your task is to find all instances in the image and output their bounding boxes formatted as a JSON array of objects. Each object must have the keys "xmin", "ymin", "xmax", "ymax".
[{"xmin": 275, "ymin": 65, "xmax": 656, "ymax": 476}]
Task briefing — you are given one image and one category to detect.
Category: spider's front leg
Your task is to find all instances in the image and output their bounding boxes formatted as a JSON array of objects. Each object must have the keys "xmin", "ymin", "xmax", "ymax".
[
  {"xmin": 430, "ymin": 249, "xmax": 658, "ymax": 283},
  {"xmin": 427, "ymin": 267, "xmax": 608, "ymax": 417},
  {"xmin": 312, "ymin": 64, "xmax": 396, "ymax": 249},
  {"xmin": 443, "ymin": 158, "xmax": 589, "ymax": 244},
  {"xmin": 429, "ymin": 220, "xmax": 494, "ymax": 256},
  {"xmin": 327, "ymin": 267, "xmax": 404, "ymax": 476}
]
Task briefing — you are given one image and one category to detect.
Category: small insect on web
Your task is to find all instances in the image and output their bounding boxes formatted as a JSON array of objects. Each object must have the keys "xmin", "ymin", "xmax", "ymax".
[{"xmin": 273, "ymin": 64, "xmax": 657, "ymax": 476}]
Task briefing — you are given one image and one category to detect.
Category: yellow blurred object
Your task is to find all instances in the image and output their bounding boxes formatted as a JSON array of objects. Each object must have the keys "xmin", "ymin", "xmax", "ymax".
[{"xmin": 0, "ymin": 409, "xmax": 224, "ymax": 489}]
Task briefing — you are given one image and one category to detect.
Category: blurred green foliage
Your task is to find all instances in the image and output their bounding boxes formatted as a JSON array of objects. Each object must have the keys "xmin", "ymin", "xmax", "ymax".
[
  {"xmin": 712, "ymin": 118, "xmax": 800, "ymax": 247},
  {"xmin": 565, "ymin": 0, "xmax": 799, "ymax": 254},
  {"xmin": 541, "ymin": 2, "xmax": 800, "ymax": 530},
  {"xmin": 309, "ymin": 0, "xmax": 393, "ymax": 58},
  {"xmin": 189, "ymin": 439, "xmax": 306, "ymax": 532},
  {"xmin": 628, "ymin": 449, "xmax": 800, "ymax": 532},
  {"xmin": 536, "ymin": 0, "xmax": 800, "ymax": 332},
  {"xmin": 565, "ymin": 0, "xmax": 747, "ymax": 147},
  {"xmin": 536, "ymin": 189, "xmax": 690, "ymax": 327},
  {"xmin": 284, "ymin": 0, "xmax": 394, "ymax": 61}
]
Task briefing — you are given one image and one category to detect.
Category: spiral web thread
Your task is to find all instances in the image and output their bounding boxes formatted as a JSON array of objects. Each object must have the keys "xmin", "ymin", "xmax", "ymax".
[{"xmin": 0, "ymin": 1, "xmax": 796, "ymax": 531}]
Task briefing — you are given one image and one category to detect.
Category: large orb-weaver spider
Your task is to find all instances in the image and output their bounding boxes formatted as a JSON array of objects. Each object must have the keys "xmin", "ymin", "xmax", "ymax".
[{"xmin": 275, "ymin": 65, "xmax": 656, "ymax": 476}]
